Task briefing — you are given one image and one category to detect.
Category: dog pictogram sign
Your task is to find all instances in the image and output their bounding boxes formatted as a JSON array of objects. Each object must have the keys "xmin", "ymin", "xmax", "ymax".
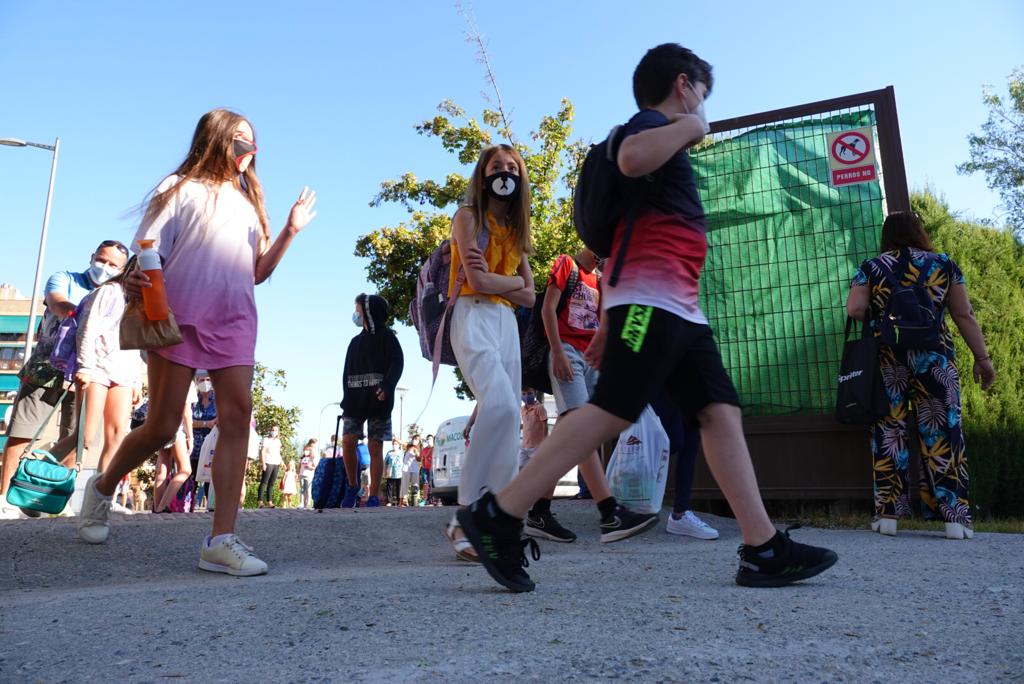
[{"xmin": 826, "ymin": 126, "xmax": 877, "ymax": 187}]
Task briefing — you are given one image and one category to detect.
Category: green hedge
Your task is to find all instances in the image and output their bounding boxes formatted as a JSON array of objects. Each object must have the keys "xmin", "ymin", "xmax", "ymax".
[{"xmin": 914, "ymin": 190, "xmax": 1024, "ymax": 517}]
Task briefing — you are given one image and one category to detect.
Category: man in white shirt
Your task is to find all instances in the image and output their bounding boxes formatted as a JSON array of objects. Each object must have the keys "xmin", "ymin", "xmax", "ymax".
[{"xmin": 257, "ymin": 425, "xmax": 282, "ymax": 508}]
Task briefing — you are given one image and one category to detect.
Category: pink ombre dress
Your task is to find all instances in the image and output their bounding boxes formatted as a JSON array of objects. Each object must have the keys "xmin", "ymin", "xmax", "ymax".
[{"xmin": 133, "ymin": 175, "xmax": 261, "ymax": 370}]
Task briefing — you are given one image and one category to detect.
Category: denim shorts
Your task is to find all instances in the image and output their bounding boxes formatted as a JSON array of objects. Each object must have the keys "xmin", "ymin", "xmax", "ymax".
[
  {"xmin": 549, "ymin": 342, "xmax": 599, "ymax": 415},
  {"xmin": 342, "ymin": 416, "xmax": 393, "ymax": 443}
]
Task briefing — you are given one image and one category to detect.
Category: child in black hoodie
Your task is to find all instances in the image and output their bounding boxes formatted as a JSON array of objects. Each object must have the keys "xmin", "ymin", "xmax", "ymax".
[{"xmin": 340, "ymin": 294, "xmax": 404, "ymax": 508}]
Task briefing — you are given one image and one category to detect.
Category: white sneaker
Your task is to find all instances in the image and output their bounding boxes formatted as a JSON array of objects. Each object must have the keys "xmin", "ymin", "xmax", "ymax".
[
  {"xmin": 199, "ymin": 535, "xmax": 268, "ymax": 576},
  {"xmin": 110, "ymin": 501, "xmax": 132, "ymax": 515},
  {"xmin": 78, "ymin": 473, "xmax": 111, "ymax": 544},
  {"xmin": 666, "ymin": 511, "xmax": 719, "ymax": 540},
  {"xmin": 945, "ymin": 522, "xmax": 974, "ymax": 540},
  {"xmin": 871, "ymin": 518, "xmax": 897, "ymax": 536}
]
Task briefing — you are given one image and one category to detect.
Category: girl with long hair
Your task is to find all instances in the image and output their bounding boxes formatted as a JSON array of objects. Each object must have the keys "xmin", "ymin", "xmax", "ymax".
[
  {"xmin": 443, "ymin": 144, "xmax": 536, "ymax": 560},
  {"xmin": 77, "ymin": 109, "xmax": 317, "ymax": 576}
]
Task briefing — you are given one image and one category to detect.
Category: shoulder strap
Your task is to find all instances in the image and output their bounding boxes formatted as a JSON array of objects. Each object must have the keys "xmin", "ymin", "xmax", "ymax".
[{"xmin": 555, "ymin": 259, "xmax": 580, "ymax": 314}]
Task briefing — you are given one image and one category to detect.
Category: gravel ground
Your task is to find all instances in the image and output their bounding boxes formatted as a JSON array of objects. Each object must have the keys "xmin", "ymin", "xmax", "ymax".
[{"xmin": 0, "ymin": 502, "xmax": 1020, "ymax": 683}]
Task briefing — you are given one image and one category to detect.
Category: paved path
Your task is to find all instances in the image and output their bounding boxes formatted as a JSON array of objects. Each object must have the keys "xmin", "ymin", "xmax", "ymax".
[{"xmin": 0, "ymin": 503, "xmax": 1021, "ymax": 682}]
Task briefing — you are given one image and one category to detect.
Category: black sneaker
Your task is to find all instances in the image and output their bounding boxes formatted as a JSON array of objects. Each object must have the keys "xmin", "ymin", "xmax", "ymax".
[
  {"xmin": 599, "ymin": 505, "xmax": 659, "ymax": 543},
  {"xmin": 525, "ymin": 511, "xmax": 577, "ymax": 543},
  {"xmin": 457, "ymin": 492, "xmax": 542, "ymax": 593},
  {"xmin": 735, "ymin": 525, "xmax": 838, "ymax": 588}
]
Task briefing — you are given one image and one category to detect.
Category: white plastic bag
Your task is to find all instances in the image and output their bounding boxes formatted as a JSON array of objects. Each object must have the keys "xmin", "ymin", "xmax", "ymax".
[
  {"xmin": 196, "ymin": 426, "xmax": 219, "ymax": 484},
  {"xmin": 605, "ymin": 406, "xmax": 670, "ymax": 514}
]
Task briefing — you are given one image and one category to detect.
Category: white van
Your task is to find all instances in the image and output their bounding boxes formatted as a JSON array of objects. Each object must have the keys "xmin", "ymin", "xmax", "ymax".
[{"xmin": 430, "ymin": 406, "xmax": 579, "ymax": 505}]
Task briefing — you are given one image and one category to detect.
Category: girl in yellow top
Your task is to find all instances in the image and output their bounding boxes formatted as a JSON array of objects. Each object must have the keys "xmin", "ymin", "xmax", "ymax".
[{"xmin": 444, "ymin": 144, "xmax": 535, "ymax": 561}]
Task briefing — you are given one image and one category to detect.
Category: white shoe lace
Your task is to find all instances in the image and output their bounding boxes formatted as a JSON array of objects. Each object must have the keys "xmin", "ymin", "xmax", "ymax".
[
  {"xmin": 83, "ymin": 498, "xmax": 110, "ymax": 526},
  {"xmin": 684, "ymin": 511, "xmax": 712, "ymax": 530}
]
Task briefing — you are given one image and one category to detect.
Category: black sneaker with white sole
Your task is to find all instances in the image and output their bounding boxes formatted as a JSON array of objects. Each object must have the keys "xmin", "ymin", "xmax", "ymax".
[
  {"xmin": 457, "ymin": 491, "xmax": 541, "ymax": 593},
  {"xmin": 525, "ymin": 511, "xmax": 577, "ymax": 543},
  {"xmin": 599, "ymin": 505, "xmax": 659, "ymax": 543},
  {"xmin": 735, "ymin": 525, "xmax": 838, "ymax": 588}
]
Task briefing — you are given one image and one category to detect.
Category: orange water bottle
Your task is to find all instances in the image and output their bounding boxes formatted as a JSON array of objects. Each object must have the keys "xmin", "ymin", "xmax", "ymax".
[{"xmin": 137, "ymin": 239, "xmax": 169, "ymax": 321}]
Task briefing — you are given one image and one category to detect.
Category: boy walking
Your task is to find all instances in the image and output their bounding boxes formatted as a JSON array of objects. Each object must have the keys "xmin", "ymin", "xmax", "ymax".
[
  {"xmin": 340, "ymin": 294, "xmax": 404, "ymax": 508},
  {"xmin": 524, "ymin": 249, "xmax": 658, "ymax": 544},
  {"xmin": 458, "ymin": 44, "xmax": 838, "ymax": 592}
]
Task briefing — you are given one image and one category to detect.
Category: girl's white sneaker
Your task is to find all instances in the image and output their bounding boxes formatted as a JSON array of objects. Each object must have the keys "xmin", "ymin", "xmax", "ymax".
[
  {"xmin": 199, "ymin": 535, "xmax": 268, "ymax": 576},
  {"xmin": 944, "ymin": 522, "xmax": 974, "ymax": 540},
  {"xmin": 871, "ymin": 518, "xmax": 897, "ymax": 536},
  {"xmin": 666, "ymin": 510, "xmax": 719, "ymax": 540}
]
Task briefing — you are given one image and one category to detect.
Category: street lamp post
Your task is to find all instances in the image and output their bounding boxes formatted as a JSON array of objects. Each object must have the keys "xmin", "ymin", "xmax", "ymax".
[
  {"xmin": 396, "ymin": 387, "xmax": 409, "ymax": 442},
  {"xmin": 318, "ymin": 401, "xmax": 342, "ymax": 457},
  {"xmin": 0, "ymin": 137, "xmax": 61, "ymax": 364}
]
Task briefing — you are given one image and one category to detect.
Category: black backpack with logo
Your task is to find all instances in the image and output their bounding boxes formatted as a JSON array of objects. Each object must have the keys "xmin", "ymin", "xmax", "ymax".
[{"xmin": 879, "ymin": 250, "xmax": 944, "ymax": 351}]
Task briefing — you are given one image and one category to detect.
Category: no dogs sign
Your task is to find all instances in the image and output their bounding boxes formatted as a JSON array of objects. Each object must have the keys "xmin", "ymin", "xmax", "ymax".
[{"xmin": 826, "ymin": 126, "xmax": 877, "ymax": 187}]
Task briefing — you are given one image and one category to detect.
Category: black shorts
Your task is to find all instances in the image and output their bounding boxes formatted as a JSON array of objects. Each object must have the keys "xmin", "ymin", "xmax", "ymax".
[{"xmin": 590, "ymin": 305, "xmax": 740, "ymax": 423}]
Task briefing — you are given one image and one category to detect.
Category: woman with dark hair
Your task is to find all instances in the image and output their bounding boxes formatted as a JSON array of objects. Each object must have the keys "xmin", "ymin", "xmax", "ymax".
[{"xmin": 846, "ymin": 211, "xmax": 995, "ymax": 539}]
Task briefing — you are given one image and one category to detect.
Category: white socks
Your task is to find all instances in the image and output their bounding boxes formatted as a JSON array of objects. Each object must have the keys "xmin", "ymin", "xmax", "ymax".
[{"xmin": 206, "ymin": 533, "xmax": 234, "ymax": 548}]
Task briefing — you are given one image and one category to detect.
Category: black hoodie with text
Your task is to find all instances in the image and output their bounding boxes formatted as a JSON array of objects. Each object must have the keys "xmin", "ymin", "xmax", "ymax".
[{"xmin": 341, "ymin": 294, "xmax": 404, "ymax": 420}]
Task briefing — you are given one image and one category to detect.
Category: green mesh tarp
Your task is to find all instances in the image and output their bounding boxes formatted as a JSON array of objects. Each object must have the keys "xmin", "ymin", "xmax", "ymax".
[{"xmin": 691, "ymin": 110, "xmax": 883, "ymax": 415}]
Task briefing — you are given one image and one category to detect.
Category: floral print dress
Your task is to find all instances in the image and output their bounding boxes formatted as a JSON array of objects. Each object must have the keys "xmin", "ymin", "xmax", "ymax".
[{"xmin": 852, "ymin": 247, "xmax": 970, "ymax": 525}]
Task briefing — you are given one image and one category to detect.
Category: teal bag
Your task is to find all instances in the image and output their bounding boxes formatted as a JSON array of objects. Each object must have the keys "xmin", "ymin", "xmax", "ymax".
[{"xmin": 6, "ymin": 389, "xmax": 85, "ymax": 515}]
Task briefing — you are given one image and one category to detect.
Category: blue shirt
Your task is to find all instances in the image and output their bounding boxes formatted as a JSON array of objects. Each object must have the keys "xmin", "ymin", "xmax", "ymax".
[
  {"xmin": 357, "ymin": 443, "xmax": 370, "ymax": 468},
  {"xmin": 27, "ymin": 270, "xmax": 96, "ymax": 366}
]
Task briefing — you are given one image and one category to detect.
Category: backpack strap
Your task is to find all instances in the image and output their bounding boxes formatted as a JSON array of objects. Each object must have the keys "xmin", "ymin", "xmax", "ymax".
[
  {"xmin": 429, "ymin": 223, "xmax": 491, "ymax": 384},
  {"xmin": 18, "ymin": 386, "xmax": 70, "ymax": 460},
  {"xmin": 555, "ymin": 258, "xmax": 580, "ymax": 314}
]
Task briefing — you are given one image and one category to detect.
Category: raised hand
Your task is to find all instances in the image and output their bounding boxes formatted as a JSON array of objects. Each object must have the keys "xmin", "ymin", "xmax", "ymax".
[{"xmin": 286, "ymin": 187, "xmax": 318, "ymax": 233}]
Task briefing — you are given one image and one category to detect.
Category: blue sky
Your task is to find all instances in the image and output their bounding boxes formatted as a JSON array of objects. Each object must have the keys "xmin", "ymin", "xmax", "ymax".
[{"xmin": 1, "ymin": 1, "xmax": 1021, "ymax": 447}]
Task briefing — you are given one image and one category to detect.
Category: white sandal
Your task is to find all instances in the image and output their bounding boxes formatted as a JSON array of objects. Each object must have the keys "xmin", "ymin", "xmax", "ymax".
[{"xmin": 445, "ymin": 517, "xmax": 479, "ymax": 562}]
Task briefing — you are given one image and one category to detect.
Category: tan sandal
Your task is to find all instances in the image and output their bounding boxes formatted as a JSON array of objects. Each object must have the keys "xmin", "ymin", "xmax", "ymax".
[{"xmin": 444, "ymin": 517, "xmax": 479, "ymax": 562}]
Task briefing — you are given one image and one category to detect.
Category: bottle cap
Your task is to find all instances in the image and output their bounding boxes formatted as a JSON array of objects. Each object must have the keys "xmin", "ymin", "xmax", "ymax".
[{"xmin": 138, "ymin": 239, "xmax": 156, "ymax": 249}]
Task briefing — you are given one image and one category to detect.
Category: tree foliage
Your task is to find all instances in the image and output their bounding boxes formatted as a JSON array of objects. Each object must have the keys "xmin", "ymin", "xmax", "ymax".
[
  {"xmin": 914, "ymin": 189, "xmax": 1024, "ymax": 516},
  {"xmin": 355, "ymin": 99, "xmax": 588, "ymax": 329},
  {"xmin": 244, "ymin": 362, "xmax": 302, "ymax": 506},
  {"xmin": 957, "ymin": 67, "xmax": 1024, "ymax": 236}
]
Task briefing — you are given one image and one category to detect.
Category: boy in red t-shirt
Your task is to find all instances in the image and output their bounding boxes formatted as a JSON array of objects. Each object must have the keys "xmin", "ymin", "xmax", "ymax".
[{"xmin": 523, "ymin": 248, "xmax": 658, "ymax": 544}]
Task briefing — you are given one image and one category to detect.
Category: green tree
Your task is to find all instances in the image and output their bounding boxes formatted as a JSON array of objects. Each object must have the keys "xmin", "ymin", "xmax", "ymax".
[
  {"xmin": 244, "ymin": 362, "xmax": 302, "ymax": 508},
  {"xmin": 355, "ymin": 99, "xmax": 587, "ymax": 324},
  {"xmin": 354, "ymin": 100, "xmax": 588, "ymax": 394},
  {"xmin": 957, "ymin": 67, "xmax": 1024, "ymax": 237},
  {"xmin": 914, "ymin": 189, "xmax": 1024, "ymax": 516},
  {"xmin": 406, "ymin": 423, "xmax": 423, "ymax": 442}
]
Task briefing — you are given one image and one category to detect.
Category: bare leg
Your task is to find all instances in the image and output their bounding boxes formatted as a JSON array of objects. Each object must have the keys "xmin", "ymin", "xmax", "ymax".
[
  {"xmin": 695, "ymin": 403, "xmax": 775, "ymax": 545},
  {"xmin": 368, "ymin": 440, "xmax": 383, "ymax": 497},
  {"xmin": 95, "ymin": 355, "xmax": 193, "ymax": 496},
  {"xmin": 341, "ymin": 434, "xmax": 359, "ymax": 485},
  {"xmin": 99, "ymin": 384, "xmax": 133, "ymax": 472},
  {"xmin": 79, "ymin": 383, "xmax": 109, "ymax": 470},
  {"xmin": 153, "ymin": 453, "xmax": 170, "ymax": 511},
  {"xmin": 207, "ymin": 365, "xmax": 255, "ymax": 537},
  {"xmin": 498, "ymin": 404, "xmax": 627, "ymax": 518},
  {"xmin": 0, "ymin": 438, "xmax": 31, "ymax": 496},
  {"xmin": 156, "ymin": 436, "xmax": 191, "ymax": 512},
  {"xmin": 538, "ymin": 412, "xmax": 612, "ymax": 503}
]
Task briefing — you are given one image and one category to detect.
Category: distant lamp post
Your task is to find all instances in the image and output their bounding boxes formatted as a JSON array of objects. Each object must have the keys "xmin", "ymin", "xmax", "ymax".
[
  {"xmin": 1, "ymin": 137, "xmax": 60, "ymax": 364},
  {"xmin": 318, "ymin": 401, "xmax": 342, "ymax": 456},
  {"xmin": 397, "ymin": 387, "xmax": 409, "ymax": 441}
]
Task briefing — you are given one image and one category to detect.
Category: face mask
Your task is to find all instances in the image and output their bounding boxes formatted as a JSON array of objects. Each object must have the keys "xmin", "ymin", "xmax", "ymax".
[
  {"xmin": 524, "ymin": 393, "xmax": 537, "ymax": 405},
  {"xmin": 352, "ymin": 311, "xmax": 364, "ymax": 327},
  {"xmin": 88, "ymin": 261, "xmax": 119, "ymax": 285},
  {"xmin": 684, "ymin": 83, "xmax": 711, "ymax": 135},
  {"xmin": 484, "ymin": 171, "xmax": 520, "ymax": 201},
  {"xmin": 233, "ymin": 138, "xmax": 257, "ymax": 171},
  {"xmin": 197, "ymin": 380, "xmax": 213, "ymax": 393}
]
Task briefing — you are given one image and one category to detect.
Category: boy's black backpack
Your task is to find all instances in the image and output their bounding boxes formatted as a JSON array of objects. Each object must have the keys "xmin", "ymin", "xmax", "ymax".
[
  {"xmin": 519, "ymin": 259, "xmax": 581, "ymax": 395},
  {"xmin": 879, "ymin": 250, "xmax": 943, "ymax": 351},
  {"xmin": 573, "ymin": 125, "xmax": 655, "ymax": 287}
]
